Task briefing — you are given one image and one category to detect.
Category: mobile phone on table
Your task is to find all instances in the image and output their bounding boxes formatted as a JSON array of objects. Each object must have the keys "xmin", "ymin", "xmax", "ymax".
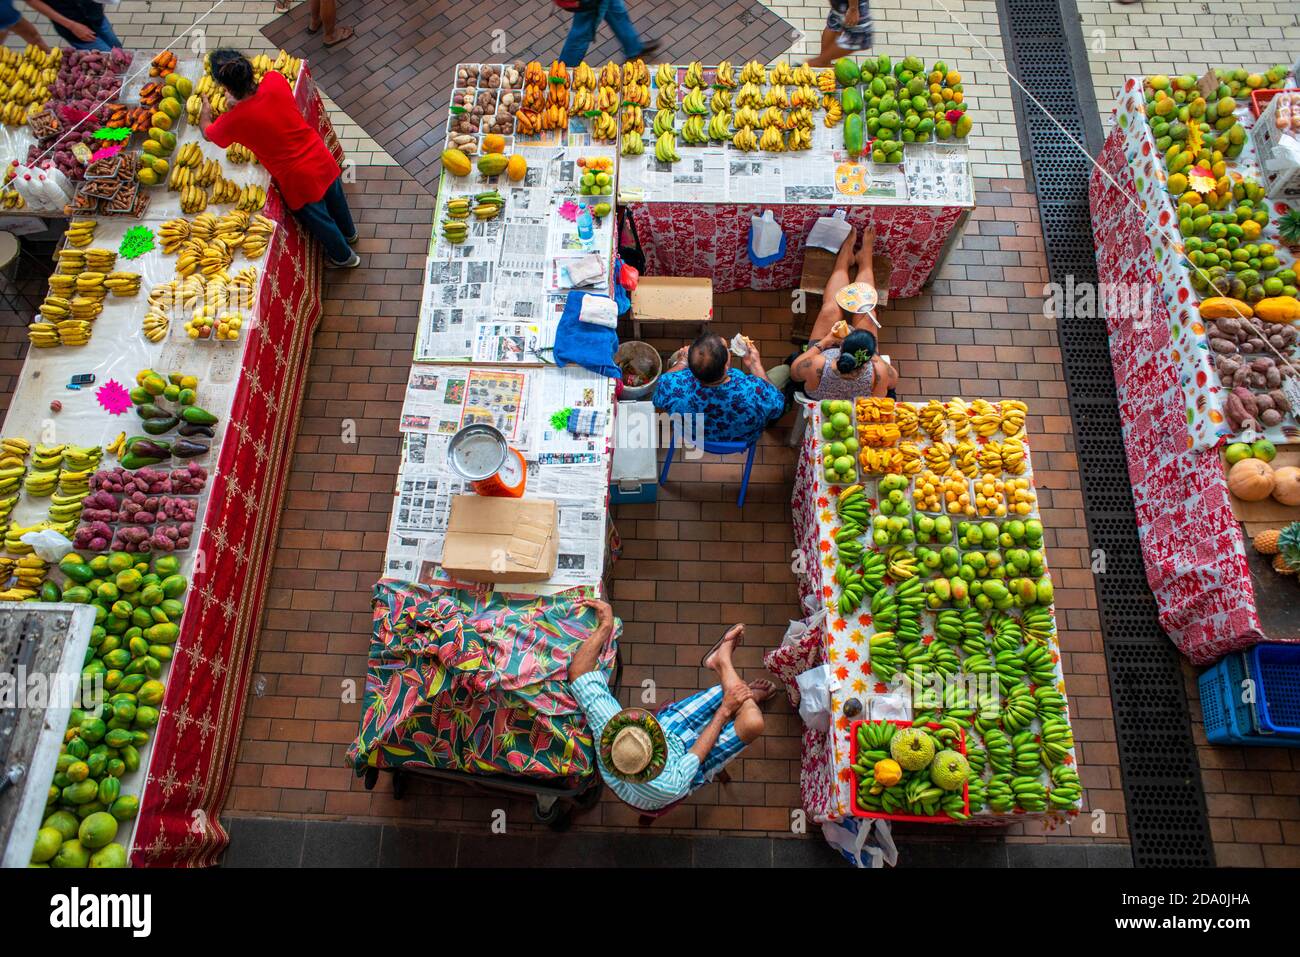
[{"xmin": 69, "ymin": 373, "xmax": 95, "ymax": 388}]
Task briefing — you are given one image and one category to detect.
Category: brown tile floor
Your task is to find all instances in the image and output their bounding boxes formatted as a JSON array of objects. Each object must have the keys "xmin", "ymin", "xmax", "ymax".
[
  {"xmin": 262, "ymin": 0, "xmax": 797, "ymax": 195},
  {"xmin": 225, "ymin": 173, "xmax": 1130, "ymax": 845}
]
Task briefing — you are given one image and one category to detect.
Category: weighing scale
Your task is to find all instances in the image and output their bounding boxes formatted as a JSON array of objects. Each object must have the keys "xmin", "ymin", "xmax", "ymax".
[{"xmin": 446, "ymin": 423, "xmax": 527, "ymax": 498}]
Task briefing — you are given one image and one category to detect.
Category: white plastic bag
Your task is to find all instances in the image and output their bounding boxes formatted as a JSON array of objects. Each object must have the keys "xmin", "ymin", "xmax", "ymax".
[
  {"xmin": 796, "ymin": 663, "xmax": 833, "ymax": 731},
  {"xmin": 806, "ymin": 209, "xmax": 852, "ymax": 252},
  {"xmin": 20, "ymin": 528, "xmax": 74, "ymax": 562},
  {"xmin": 749, "ymin": 209, "xmax": 785, "ymax": 260},
  {"xmin": 869, "ymin": 690, "xmax": 913, "ymax": 722},
  {"xmin": 781, "ymin": 607, "xmax": 827, "ymax": 649},
  {"xmin": 821, "ymin": 817, "xmax": 898, "ymax": 868}
]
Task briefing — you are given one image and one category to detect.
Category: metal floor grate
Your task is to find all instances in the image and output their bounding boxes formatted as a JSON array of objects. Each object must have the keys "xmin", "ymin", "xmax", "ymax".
[{"xmin": 997, "ymin": 0, "xmax": 1214, "ymax": 867}]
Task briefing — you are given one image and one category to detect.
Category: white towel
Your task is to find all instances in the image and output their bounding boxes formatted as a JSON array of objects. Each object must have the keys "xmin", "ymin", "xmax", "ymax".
[{"xmin": 579, "ymin": 294, "xmax": 618, "ymax": 328}]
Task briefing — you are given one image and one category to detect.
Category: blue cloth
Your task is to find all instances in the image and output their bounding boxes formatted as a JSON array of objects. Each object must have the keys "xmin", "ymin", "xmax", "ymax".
[
  {"xmin": 292, "ymin": 176, "xmax": 355, "ymax": 265},
  {"xmin": 0, "ymin": 0, "xmax": 22, "ymax": 31},
  {"xmin": 567, "ymin": 408, "xmax": 606, "ymax": 436},
  {"xmin": 560, "ymin": 0, "xmax": 644, "ymax": 67},
  {"xmin": 555, "ymin": 291, "xmax": 621, "ymax": 379},
  {"xmin": 653, "ymin": 368, "xmax": 784, "ymax": 443},
  {"xmin": 658, "ymin": 685, "xmax": 747, "ymax": 789}
]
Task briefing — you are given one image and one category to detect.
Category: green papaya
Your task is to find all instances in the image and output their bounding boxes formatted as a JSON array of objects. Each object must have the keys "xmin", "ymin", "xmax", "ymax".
[
  {"xmin": 834, "ymin": 57, "xmax": 860, "ymax": 87},
  {"xmin": 844, "ymin": 112, "xmax": 864, "ymax": 155},
  {"xmin": 61, "ymin": 561, "xmax": 95, "ymax": 584},
  {"xmin": 842, "ymin": 86, "xmax": 863, "ymax": 115},
  {"xmin": 180, "ymin": 405, "xmax": 218, "ymax": 426}
]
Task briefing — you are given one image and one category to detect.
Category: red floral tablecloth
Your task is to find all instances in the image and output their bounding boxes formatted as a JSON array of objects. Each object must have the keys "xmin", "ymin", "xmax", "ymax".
[
  {"xmin": 128, "ymin": 66, "xmax": 336, "ymax": 866},
  {"xmin": 624, "ymin": 202, "xmax": 966, "ymax": 299},
  {"xmin": 1090, "ymin": 112, "xmax": 1299, "ymax": 664}
]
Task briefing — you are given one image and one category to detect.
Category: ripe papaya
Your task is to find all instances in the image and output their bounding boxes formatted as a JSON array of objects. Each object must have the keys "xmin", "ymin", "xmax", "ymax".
[
  {"xmin": 441, "ymin": 148, "xmax": 472, "ymax": 176},
  {"xmin": 477, "ymin": 152, "xmax": 509, "ymax": 176}
]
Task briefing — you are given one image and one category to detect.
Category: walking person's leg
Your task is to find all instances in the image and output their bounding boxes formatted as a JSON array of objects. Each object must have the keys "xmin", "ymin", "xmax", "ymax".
[
  {"xmin": 322, "ymin": 177, "xmax": 358, "ymax": 245},
  {"xmin": 7, "ymin": 17, "xmax": 52, "ymax": 53},
  {"xmin": 560, "ymin": 3, "xmax": 602, "ymax": 67},
  {"xmin": 293, "ymin": 196, "xmax": 357, "ymax": 267},
  {"xmin": 601, "ymin": 0, "xmax": 653, "ymax": 59},
  {"xmin": 309, "ymin": 0, "xmax": 354, "ymax": 44}
]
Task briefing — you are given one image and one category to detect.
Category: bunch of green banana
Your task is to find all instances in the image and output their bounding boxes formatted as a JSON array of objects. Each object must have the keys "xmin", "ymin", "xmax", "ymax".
[
  {"xmin": 0, "ymin": 494, "xmax": 16, "ymax": 523},
  {"xmin": 681, "ymin": 88, "xmax": 708, "ymax": 115},
  {"xmin": 32, "ymin": 443, "xmax": 65, "ymax": 471},
  {"xmin": 654, "ymin": 131, "xmax": 680, "ymax": 163},
  {"xmin": 1002, "ymin": 683, "xmax": 1038, "ymax": 733},
  {"xmin": 710, "ymin": 89, "xmax": 732, "ymax": 114},
  {"xmin": 986, "ymin": 773, "xmax": 1015, "ymax": 812},
  {"xmin": 856, "ymin": 719, "xmax": 897, "ymax": 752},
  {"xmin": 0, "ymin": 464, "xmax": 24, "ymax": 495},
  {"xmin": 472, "ymin": 191, "xmax": 504, "ymax": 220},
  {"xmin": 934, "ymin": 609, "xmax": 963, "ymax": 645},
  {"xmin": 4, "ymin": 520, "xmax": 45, "ymax": 553},
  {"xmin": 681, "ymin": 114, "xmax": 708, "ymax": 144},
  {"xmin": 899, "ymin": 639, "xmax": 931, "ymax": 691},
  {"xmin": 990, "ymin": 612, "xmax": 1023, "ymax": 653},
  {"xmin": 870, "ymin": 587, "xmax": 896, "ymax": 628},
  {"xmin": 833, "ymin": 561, "xmax": 868, "ymax": 617},
  {"xmin": 441, "ymin": 219, "xmax": 468, "ymax": 245},
  {"xmin": 1013, "ymin": 774, "xmax": 1047, "ymax": 812},
  {"xmin": 621, "ymin": 132, "xmax": 645, "ymax": 156},
  {"xmin": 983, "ymin": 727, "xmax": 1013, "ymax": 773},
  {"xmin": 939, "ymin": 682, "xmax": 974, "ymax": 726},
  {"xmin": 995, "ymin": 648, "xmax": 1026, "ymax": 695},
  {"xmin": 904, "ymin": 772, "xmax": 946, "ymax": 816},
  {"xmin": 930, "ymin": 641, "xmax": 959, "ymax": 679},
  {"xmin": 48, "ymin": 490, "xmax": 87, "ymax": 523},
  {"xmin": 861, "ymin": 551, "xmax": 886, "ymax": 592},
  {"xmin": 1021, "ymin": 639, "xmax": 1058, "ymax": 686},
  {"xmin": 652, "ymin": 108, "xmax": 676, "ymax": 137},
  {"xmin": 966, "ymin": 775, "xmax": 987, "ymax": 813},
  {"xmin": 942, "ymin": 790, "xmax": 969, "ymax": 821},
  {"xmin": 1022, "ymin": 604, "xmax": 1055, "ymax": 642},
  {"xmin": 444, "ymin": 197, "xmax": 472, "ymax": 221},
  {"xmin": 869, "ymin": 631, "xmax": 900, "ymax": 681},
  {"xmin": 1040, "ymin": 717, "xmax": 1074, "ymax": 767},
  {"xmin": 885, "ymin": 544, "xmax": 916, "ymax": 580},
  {"xmin": 1049, "ymin": 764, "xmax": 1082, "ymax": 809},
  {"xmin": 929, "ymin": 718, "xmax": 963, "ymax": 748},
  {"xmin": 1035, "ymin": 685, "xmax": 1066, "ymax": 718},
  {"xmin": 961, "ymin": 606, "xmax": 987, "ymax": 655},
  {"xmin": 59, "ymin": 445, "xmax": 100, "ymax": 471},
  {"xmin": 965, "ymin": 745, "xmax": 987, "ymax": 776},
  {"xmin": 57, "ymin": 468, "xmax": 92, "ymax": 497},
  {"xmin": 706, "ymin": 112, "xmax": 732, "ymax": 141},
  {"xmin": 835, "ymin": 484, "xmax": 867, "ymax": 554},
  {"xmin": 24, "ymin": 468, "xmax": 58, "ymax": 497},
  {"xmin": 1012, "ymin": 730, "xmax": 1040, "ymax": 774}
]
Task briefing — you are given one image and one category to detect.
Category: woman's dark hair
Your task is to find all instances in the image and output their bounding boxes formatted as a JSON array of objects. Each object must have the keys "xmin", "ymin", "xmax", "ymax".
[
  {"xmin": 209, "ymin": 49, "xmax": 256, "ymax": 99},
  {"xmin": 836, "ymin": 329, "xmax": 877, "ymax": 375},
  {"xmin": 688, "ymin": 333, "xmax": 729, "ymax": 385}
]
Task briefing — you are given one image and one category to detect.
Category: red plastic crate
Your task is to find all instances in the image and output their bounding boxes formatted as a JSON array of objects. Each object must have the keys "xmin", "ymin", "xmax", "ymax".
[
  {"xmin": 1250, "ymin": 88, "xmax": 1299, "ymax": 117},
  {"xmin": 849, "ymin": 719, "xmax": 969, "ymax": 822}
]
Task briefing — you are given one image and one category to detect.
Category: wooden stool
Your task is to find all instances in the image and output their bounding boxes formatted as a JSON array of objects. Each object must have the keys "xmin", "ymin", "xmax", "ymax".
[{"xmin": 630, "ymin": 276, "xmax": 713, "ymax": 341}]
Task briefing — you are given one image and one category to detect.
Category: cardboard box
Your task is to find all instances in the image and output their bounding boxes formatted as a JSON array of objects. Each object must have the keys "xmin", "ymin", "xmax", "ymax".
[
  {"xmin": 1251, "ymin": 92, "xmax": 1300, "ymax": 202},
  {"xmin": 631, "ymin": 276, "xmax": 713, "ymax": 324},
  {"xmin": 441, "ymin": 495, "xmax": 557, "ymax": 583}
]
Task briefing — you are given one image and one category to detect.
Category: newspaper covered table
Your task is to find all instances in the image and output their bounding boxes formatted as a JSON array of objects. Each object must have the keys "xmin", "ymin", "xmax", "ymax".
[
  {"xmin": 618, "ymin": 65, "xmax": 975, "ymax": 299},
  {"xmin": 0, "ymin": 64, "xmax": 334, "ymax": 866},
  {"xmin": 789, "ymin": 400, "xmax": 1081, "ymax": 825},
  {"xmin": 1090, "ymin": 75, "xmax": 1300, "ymax": 664}
]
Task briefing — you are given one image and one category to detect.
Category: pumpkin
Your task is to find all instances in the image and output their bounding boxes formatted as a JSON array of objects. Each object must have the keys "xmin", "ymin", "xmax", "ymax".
[
  {"xmin": 1198, "ymin": 296, "xmax": 1252, "ymax": 319},
  {"xmin": 873, "ymin": 758, "xmax": 902, "ymax": 787},
  {"xmin": 506, "ymin": 154, "xmax": 528, "ymax": 182},
  {"xmin": 1227, "ymin": 457, "xmax": 1275, "ymax": 501},
  {"xmin": 1272, "ymin": 466, "xmax": 1300, "ymax": 506}
]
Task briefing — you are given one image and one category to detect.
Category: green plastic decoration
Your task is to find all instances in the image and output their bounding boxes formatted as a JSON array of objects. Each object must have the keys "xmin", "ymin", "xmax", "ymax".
[
  {"xmin": 92, "ymin": 126, "xmax": 132, "ymax": 142},
  {"xmin": 119, "ymin": 225, "xmax": 156, "ymax": 260}
]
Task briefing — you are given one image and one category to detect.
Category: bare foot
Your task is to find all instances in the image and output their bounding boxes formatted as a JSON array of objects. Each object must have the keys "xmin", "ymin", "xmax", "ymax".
[
  {"xmin": 831, "ymin": 226, "xmax": 858, "ymax": 269},
  {"xmin": 323, "ymin": 25, "xmax": 354, "ymax": 45},
  {"xmin": 747, "ymin": 679, "xmax": 777, "ymax": 705},
  {"xmin": 702, "ymin": 623, "xmax": 743, "ymax": 671}
]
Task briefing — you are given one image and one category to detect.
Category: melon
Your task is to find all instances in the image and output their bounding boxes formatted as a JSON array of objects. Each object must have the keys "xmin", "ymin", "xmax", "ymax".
[
  {"xmin": 1227, "ymin": 457, "xmax": 1275, "ymax": 501},
  {"xmin": 1271, "ymin": 466, "xmax": 1300, "ymax": 506}
]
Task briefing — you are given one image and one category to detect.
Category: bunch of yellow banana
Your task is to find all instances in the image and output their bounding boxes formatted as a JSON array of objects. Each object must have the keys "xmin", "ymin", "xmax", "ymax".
[
  {"xmin": 734, "ymin": 105, "xmax": 761, "ymax": 129},
  {"xmin": 709, "ymin": 89, "xmax": 732, "ymax": 114},
  {"xmin": 176, "ymin": 247, "xmax": 202, "ymax": 277},
  {"xmin": 70, "ymin": 296, "xmax": 102, "ymax": 320},
  {"xmin": 191, "ymin": 212, "xmax": 218, "ymax": 242},
  {"xmin": 0, "ymin": 492, "xmax": 15, "ymax": 523},
  {"xmin": 54, "ymin": 248, "xmax": 84, "ymax": 275},
  {"xmin": 0, "ymin": 102, "xmax": 29, "ymax": 124},
  {"xmin": 619, "ymin": 105, "xmax": 642, "ymax": 134},
  {"xmin": 1000, "ymin": 400, "xmax": 1028, "ymax": 437},
  {"xmin": 736, "ymin": 82, "xmax": 762, "ymax": 107},
  {"xmin": 895, "ymin": 402, "xmax": 919, "ymax": 437},
  {"xmin": 622, "ymin": 58, "xmax": 648, "ymax": 86},
  {"xmin": 231, "ymin": 265, "xmax": 258, "ymax": 308},
  {"xmin": 790, "ymin": 84, "xmax": 818, "ymax": 108},
  {"xmin": 194, "ymin": 157, "xmax": 220, "ymax": 188},
  {"xmin": 55, "ymin": 318, "xmax": 91, "ymax": 345},
  {"xmin": 596, "ymin": 85, "xmax": 619, "ymax": 113},
  {"xmin": 732, "ymin": 126, "xmax": 758, "ymax": 151},
  {"xmin": 209, "ymin": 177, "xmax": 241, "ymax": 205},
  {"xmin": 815, "ymin": 68, "xmax": 838, "ymax": 93},
  {"xmin": 197, "ymin": 73, "xmax": 218, "ymax": 96},
  {"xmin": 739, "ymin": 60, "xmax": 765, "ymax": 85},
  {"xmin": 1000, "ymin": 437, "xmax": 1027, "ymax": 474},
  {"xmin": 789, "ymin": 126, "xmax": 812, "ymax": 150},
  {"xmin": 789, "ymin": 106, "xmax": 814, "ymax": 130},
  {"xmin": 599, "ymin": 61, "xmax": 620, "ymax": 87},
  {"xmin": 653, "ymin": 131, "xmax": 680, "ymax": 163},
  {"xmin": 759, "ymin": 125, "xmax": 786, "ymax": 151},
  {"xmin": 919, "ymin": 399, "xmax": 947, "ymax": 439},
  {"xmin": 38, "ymin": 294, "xmax": 71, "ymax": 321},
  {"xmin": 76, "ymin": 271, "xmax": 106, "ymax": 301},
  {"xmin": 272, "ymin": 50, "xmax": 301, "ymax": 83},
  {"xmin": 64, "ymin": 218, "xmax": 96, "ymax": 248},
  {"xmin": 683, "ymin": 61, "xmax": 704, "ymax": 89},
  {"xmin": 622, "ymin": 80, "xmax": 648, "ymax": 107},
  {"xmin": 47, "ymin": 274, "xmax": 76, "ymax": 299},
  {"xmin": 954, "ymin": 440, "xmax": 980, "ymax": 478},
  {"xmin": 680, "ymin": 114, "xmax": 707, "ymax": 144},
  {"xmin": 654, "ymin": 62, "xmax": 675, "ymax": 87},
  {"xmin": 170, "ymin": 164, "xmax": 195, "ymax": 191},
  {"xmin": 150, "ymin": 273, "xmax": 204, "ymax": 311},
  {"xmin": 588, "ymin": 109, "xmax": 614, "ymax": 142},
  {"xmin": 199, "ymin": 238, "xmax": 233, "ymax": 276},
  {"xmin": 105, "ymin": 431, "xmax": 126, "ymax": 458},
  {"xmin": 620, "ymin": 130, "xmax": 645, "ymax": 156},
  {"xmin": 978, "ymin": 440, "xmax": 1004, "ymax": 473},
  {"xmin": 104, "ymin": 271, "xmax": 141, "ymax": 297},
  {"xmin": 656, "ymin": 82, "xmax": 677, "ymax": 111},
  {"xmin": 176, "ymin": 141, "xmax": 203, "ymax": 169},
  {"xmin": 945, "ymin": 397, "xmax": 971, "ymax": 437},
  {"xmin": 763, "ymin": 85, "xmax": 789, "ymax": 109},
  {"xmin": 142, "ymin": 307, "xmax": 169, "ymax": 342},
  {"xmin": 897, "ymin": 442, "xmax": 924, "ymax": 475},
  {"xmin": 570, "ymin": 86, "xmax": 594, "ymax": 113},
  {"xmin": 1, "ymin": 187, "xmax": 25, "ymax": 209},
  {"xmin": 157, "ymin": 216, "xmax": 190, "ymax": 253},
  {"xmin": 59, "ymin": 444, "xmax": 99, "ymax": 472},
  {"xmin": 23, "ymin": 465, "xmax": 58, "ymax": 496},
  {"xmin": 707, "ymin": 112, "xmax": 732, "ymax": 141},
  {"xmin": 208, "ymin": 89, "xmax": 228, "ymax": 116},
  {"xmin": 27, "ymin": 321, "xmax": 59, "ymax": 347},
  {"xmin": 181, "ymin": 183, "xmax": 208, "ymax": 214},
  {"xmin": 681, "ymin": 87, "xmax": 707, "ymax": 115},
  {"xmin": 0, "ymin": 554, "xmax": 48, "ymax": 597},
  {"xmin": 969, "ymin": 398, "xmax": 1002, "ymax": 436},
  {"xmin": 572, "ymin": 61, "xmax": 596, "ymax": 89},
  {"xmin": 923, "ymin": 441, "xmax": 953, "ymax": 472},
  {"xmin": 0, "ymin": 439, "xmax": 28, "ymax": 493},
  {"xmin": 215, "ymin": 208, "xmax": 249, "ymax": 244},
  {"xmin": 823, "ymin": 96, "xmax": 843, "ymax": 126},
  {"xmin": 186, "ymin": 93, "xmax": 202, "ymax": 123},
  {"xmin": 714, "ymin": 60, "xmax": 735, "ymax": 88},
  {"xmin": 760, "ymin": 107, "xmax": 784, "ymax": 130},
  {"xmin": 651, "ymin": 109, "xmax": 676, "ymax": 137},
  {"xmin": 242, "ymin": 214, "xmax": 275, "ymax": 259}
]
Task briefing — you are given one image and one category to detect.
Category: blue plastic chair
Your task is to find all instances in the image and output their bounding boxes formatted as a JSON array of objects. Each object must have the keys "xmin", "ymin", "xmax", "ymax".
[{"xmin": 658, "ymin": 429, "xmax": 759, "ymax": 507}]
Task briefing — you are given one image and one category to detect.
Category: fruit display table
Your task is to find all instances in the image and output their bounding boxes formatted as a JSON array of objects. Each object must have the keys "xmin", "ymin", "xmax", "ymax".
[
  {"xmin": 790, "ymin": 398, "xmax": 1081, "ymax": 823},
  {"xmin": 1091, "ymin": 72, "xmax": 1300, "ymax": 663},
  {"xmin": 6, "ymin": 59, "xmax": 335, "ymax": 867},
  {"xmin": 615, "ymin": 59, "xmax": 974, "ymax": 300}
]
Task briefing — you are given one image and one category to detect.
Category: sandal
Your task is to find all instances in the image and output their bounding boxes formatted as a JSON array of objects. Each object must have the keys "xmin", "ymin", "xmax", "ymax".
[{"xmin": 700, "ymin": 626, "xmax": 743, "ymax": 668}]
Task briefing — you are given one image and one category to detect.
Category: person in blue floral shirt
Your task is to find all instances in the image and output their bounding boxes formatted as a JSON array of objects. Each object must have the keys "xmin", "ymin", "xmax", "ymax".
[{"xmin": 652, "ymin": 334, "xmax": 786, "ymax": 443}]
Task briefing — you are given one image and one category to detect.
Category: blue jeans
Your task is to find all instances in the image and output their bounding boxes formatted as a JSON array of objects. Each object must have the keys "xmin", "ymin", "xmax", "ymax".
[
  {"xmin": 292, "ymin": 176, "xmax": 356, "ymax": 265},
  {"xmin": 560, "ymin": 0, "xmax": 643, "ymax": 67},
  {"xmin": 66, "ymin": 18, "xmax": 121, "ymax": 51}
]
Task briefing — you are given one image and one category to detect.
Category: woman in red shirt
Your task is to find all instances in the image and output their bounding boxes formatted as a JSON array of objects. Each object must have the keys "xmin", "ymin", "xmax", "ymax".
[{"xmin": 200, "ymin": 49, "xmax": 359, "ymax": 268}]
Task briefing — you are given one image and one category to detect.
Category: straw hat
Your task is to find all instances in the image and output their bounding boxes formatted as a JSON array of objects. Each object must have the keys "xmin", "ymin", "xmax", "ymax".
[{"xmin": 599, "ymin": 708, "xmax": 668, "ymax": 783}]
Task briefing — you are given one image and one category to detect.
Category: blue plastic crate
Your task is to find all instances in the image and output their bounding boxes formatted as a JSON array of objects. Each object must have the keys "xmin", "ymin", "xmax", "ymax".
[
  {"xmin": 1200, "ymin": 654, "xmax": 1254, "ymax": 745},
  {"xmin": 1248, "ymin": 644, "xmax": 1300, "ymax": 736}
]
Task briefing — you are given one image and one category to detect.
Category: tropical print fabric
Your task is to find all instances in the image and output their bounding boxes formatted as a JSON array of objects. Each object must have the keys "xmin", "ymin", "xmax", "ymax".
[{"xmin": 348, "ymin": 579, "xmax": 618, "ymax": 781}]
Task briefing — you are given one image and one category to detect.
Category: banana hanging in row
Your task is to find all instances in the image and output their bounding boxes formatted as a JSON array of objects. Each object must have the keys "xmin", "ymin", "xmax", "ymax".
[
  {"xmin": 654, "ymin": 131, "xmax": 680, "ymax": 163},
  {"xmin": 732, "ymin": 126, "xmax": 758, "ymax": 151},
  {"xmin": 714, "ymin": 60, "xmax": 735, "ymax": 88},
  {"xmin": 683, "ymin": 61, "xmax": 704, "ymax": 89},
  {"xmin": 738, "ymin": 60, "xmax": 765, "ymax": 85}
]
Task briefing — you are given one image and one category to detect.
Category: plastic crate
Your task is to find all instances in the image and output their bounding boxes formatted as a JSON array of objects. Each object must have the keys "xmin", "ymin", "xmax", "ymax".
[
  {"xmin": 1248, "ymin": 644, "xmax": 1300, "ymax": 736},
  {"xmin": 1249, "ymin": 87, "xmax": 1297, "ymax": 117},
  {"xmin": 849, "ymin": 720, "xmax": 968, "ymax": 822},
  {"xmin": 1199, "ymin": 653, "xmax": 1254, "ymax": 745}
]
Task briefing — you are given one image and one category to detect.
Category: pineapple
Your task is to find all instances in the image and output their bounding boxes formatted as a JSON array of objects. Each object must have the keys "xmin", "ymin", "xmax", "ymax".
[
  {"xmin": 1254, "ymin": 528, "xmax": 1281, "ymax": 555},
  {"xmin": 1275, "ymin": 522, "xmax": 1300, "ymax": 576},
  {"xmin": 1280, "ymin": 209, "xmax": 1300, "ymax": 249},
  {"xmin": 1273, "ymin": 554, "xmax": 1296, "ymax": 576}
]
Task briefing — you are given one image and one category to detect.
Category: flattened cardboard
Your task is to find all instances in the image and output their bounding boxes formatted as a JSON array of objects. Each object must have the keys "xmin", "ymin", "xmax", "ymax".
[
  {"xmin": 632, "ymin": 276, "xmax": 713, "ymax": 324},
  {"xmin": 1226, "ymin": 446, "xmax": 1300, "ymax": 527},
  {"xmin": 442, "ymin": 495, "xmax": 557, "ymax": 583},
  {"xmin": 800, "ymin": 247, "xmax": 836, "ymax": 295}
]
